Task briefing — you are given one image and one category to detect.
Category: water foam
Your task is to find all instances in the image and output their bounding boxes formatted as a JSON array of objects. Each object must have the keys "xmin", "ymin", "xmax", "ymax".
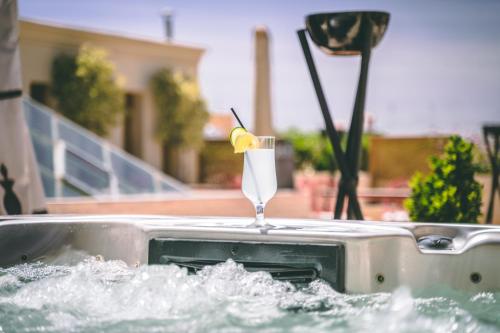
[{"xmin": 1, "ymin": 254, "xmax": 500, "ymax": 333}]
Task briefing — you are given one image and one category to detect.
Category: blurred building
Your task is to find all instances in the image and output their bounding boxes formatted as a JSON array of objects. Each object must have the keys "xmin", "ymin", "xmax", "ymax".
[
  {"xmin": 204, "ymin": 114, "xmax": 234, "ymax": 139},
  {"xmin": 19, "ymin": 18, "xmax": 204, "ymax": 172}
]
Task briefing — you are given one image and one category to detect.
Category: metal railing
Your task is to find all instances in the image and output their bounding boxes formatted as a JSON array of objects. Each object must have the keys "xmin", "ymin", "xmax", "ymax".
[{"xmin": 23, "ymin": 97, "xmax": 188, "ymax": 198}]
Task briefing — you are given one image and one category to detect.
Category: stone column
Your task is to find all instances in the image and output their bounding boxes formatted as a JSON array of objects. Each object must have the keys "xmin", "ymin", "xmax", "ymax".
[
  {"xmin": 253, "ymin": 26, "xmax": 274, "ymax": 136},
  {"xmin": 141, "ymin": 91, "xmax": 163, "ymax": 170}
]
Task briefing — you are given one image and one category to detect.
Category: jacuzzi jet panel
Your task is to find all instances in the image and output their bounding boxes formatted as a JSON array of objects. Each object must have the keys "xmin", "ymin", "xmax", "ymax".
[
  {"xmin": 158, "ymin": 256, "xmax": 320, "ymax": 283},
  {"xmin": 417, "ymin": 235, "xmax": 454, "ymax": 250},
  {"xmin": 149, "ymin": 239, "xmax": 345, "ymax": 291}
]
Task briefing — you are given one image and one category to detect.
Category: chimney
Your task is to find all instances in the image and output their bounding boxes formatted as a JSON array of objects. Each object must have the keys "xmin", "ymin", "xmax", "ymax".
[
  {"xmin": 161, "ymin": 8, "xmax": 174, "ymax": 41},
  {"xmin": 253, "ymin": 26, "xmax": 274, "ymax": 136}
]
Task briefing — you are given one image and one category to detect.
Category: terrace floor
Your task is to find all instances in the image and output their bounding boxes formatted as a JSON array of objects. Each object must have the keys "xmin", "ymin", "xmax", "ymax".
[{"xmin": 46, "ymin": 185, "xmax": 500, "ymax": 224}]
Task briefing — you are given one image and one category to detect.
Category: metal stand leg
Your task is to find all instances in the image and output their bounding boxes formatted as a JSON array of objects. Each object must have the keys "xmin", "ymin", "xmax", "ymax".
[
  {"xmin": 484, "ymin": 127, "xmax": 500, "ymax": 224},
  {"xmin": 343, "ymin": 17, "xmax": 373, "ymax": 220},
  {"xmin": 297, "ymin": 29, "xmax": 363, "ymax": 220},
  {"xmin": 334, "ymin": 182, "xmax": 346, "ymax": 218}
]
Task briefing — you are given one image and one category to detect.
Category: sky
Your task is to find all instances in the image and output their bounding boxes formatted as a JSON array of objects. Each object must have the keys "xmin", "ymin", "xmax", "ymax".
[{"xmin": 19, "ymin": 0, "xmax": 500, "ymax": 137}]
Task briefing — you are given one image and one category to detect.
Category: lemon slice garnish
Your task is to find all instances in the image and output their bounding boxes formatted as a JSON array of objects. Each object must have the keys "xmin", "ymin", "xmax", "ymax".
[
  {"xmin": 234, "ymin": 133, "xmax": 258, "ymax": 153},
  {"xmin": 229, "ymin": 127, "xmax": 247, "ymax": 146},
  {"xmin": 228, "ymin": 127, "xmax": 257, "ymax": 153},
  {"xmin": 229, "ymin": 127, "xmax": 258, "ymax": 153}
]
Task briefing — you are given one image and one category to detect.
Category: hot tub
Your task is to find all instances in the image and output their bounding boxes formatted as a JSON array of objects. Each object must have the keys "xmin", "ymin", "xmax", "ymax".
[{"xmin": 1, "ymin": 215, "xmax": 500, "ymax": 332}]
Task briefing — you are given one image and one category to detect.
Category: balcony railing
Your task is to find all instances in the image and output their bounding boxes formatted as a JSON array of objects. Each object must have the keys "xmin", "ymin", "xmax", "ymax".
[{"xmin": 23, "ymin": 97, "xmax": 187, "ymax": 198}]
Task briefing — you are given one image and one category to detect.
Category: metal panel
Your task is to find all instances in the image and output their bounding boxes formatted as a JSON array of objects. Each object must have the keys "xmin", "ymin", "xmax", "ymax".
[{"xmin": 149, "ymin": 239, "xmax": 344, "ymax": 290}]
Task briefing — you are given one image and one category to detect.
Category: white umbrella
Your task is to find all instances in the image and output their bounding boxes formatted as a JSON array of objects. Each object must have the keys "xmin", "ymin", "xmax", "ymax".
[{"xmin": 0, "ymin": 0, "xmax": 46, "ymax": 214}]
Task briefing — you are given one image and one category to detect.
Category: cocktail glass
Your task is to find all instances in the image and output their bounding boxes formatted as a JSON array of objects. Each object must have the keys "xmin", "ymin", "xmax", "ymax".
[{"xmin": 242, "ymin": 136, "xmax": 277, "ymax": 227}]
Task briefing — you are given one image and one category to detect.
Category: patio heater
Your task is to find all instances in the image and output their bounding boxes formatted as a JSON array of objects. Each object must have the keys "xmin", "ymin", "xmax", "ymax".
[{"xmin": 297, "ymin": 11, "xmax": 390, "ymax": 220}]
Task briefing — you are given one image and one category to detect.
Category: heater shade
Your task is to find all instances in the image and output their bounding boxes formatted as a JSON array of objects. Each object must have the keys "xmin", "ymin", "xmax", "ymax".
[{"xmin": 306, "ymin": 11, "xmax": 390, "ymax": 56}]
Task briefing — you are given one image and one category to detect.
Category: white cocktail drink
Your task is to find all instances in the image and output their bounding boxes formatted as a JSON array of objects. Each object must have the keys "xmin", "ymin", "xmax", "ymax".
[
  {"xmin": 242, "ymin": 149, "xmax": 277, "ymax": 204},
  {"xmin": 241, "ymin": 136, "xmax": 277, "ymax": 226}
]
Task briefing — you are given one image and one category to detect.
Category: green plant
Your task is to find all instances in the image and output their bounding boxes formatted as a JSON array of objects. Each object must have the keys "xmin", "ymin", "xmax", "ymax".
[
  {"xmin": 150, "ymin": 69, "xmax": 209, "ymax": 150},
  {"xmin": 283, "ymin": 129, "xmax": 319, "ymax": 170},
  {"xmin": 51, "ymin": 45, "xmax": 125, "ymax": 136},
  {"xmin": 405, "ymin": 135, "xmax": 482, "ymax": 223},
  {"xmin": 283, "ymin": 129, "xmax": 371, "ymax": 173},
  {"xmin": 314, "ymin": 132, "xmax": 337, "ymax": 172}
]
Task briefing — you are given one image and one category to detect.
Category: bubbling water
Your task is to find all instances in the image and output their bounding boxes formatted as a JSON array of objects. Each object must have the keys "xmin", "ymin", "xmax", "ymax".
[{"xmin": 1, "ymin": 253, "xmax": 500, "ymax": 333}]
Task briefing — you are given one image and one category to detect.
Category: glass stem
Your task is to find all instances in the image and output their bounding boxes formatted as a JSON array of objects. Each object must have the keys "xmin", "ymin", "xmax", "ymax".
[{"xmin": 255, "ymin": 203, "xmax": 265, "ymax": 225}]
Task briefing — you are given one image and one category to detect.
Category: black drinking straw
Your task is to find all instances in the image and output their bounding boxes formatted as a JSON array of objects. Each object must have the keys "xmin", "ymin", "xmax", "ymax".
[{"xmin": 230, "ymin": 107, "xmax": 246, "ymax": 129}]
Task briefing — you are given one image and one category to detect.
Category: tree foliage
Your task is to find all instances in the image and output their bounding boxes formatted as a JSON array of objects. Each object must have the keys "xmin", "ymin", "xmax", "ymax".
[
  {"xmin": 283, "ymin": 129, "xmax": 371, "ymax": 173},
  {"xmin": 283, "ymin": 129, "xmax": 336, "ymax": 172},
  {"xmin": 405, "ymin": 135, "xmax": 483, "ymax": 223},
  {"xmin": 150, "ymin": 68, "xmax": 209, "ymax": 150},
  {"xmin": 51, "ymin": 45, "xmax": 125, "ymax": 136}
]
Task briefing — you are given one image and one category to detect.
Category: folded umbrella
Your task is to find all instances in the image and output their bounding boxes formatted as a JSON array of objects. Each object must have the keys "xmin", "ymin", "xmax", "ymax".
[{"xmin": 0, "ymin": 0, "xmax": 46, "ymax": 215}]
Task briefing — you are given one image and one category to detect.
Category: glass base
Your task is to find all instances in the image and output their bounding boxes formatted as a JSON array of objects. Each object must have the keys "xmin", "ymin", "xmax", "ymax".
[{"xmin": 246, "ymin": 219, "xmax": 276, "ymax": 234}]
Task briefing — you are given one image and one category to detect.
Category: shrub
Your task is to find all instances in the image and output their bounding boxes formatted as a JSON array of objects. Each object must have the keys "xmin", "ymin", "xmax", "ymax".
[
  {"xmin": 283, "ymin": 129, "xmax": 370, "ymax": 173},
  {"xmin": 150, "ymin": 68, "xmax": 209, "ymax": 150},
  {"xmin": 283, "ymin": 129, "xmax": 322, "ymax": 170},
  {"xmin": 313, "ymin": 131, "xmax": 337, "ymax": 172},
  {"xmin": 405, "ymin": 135, "xmax": 482, "ymax": 223},
  {"xmin": 282, "ymin": 129, "xmax": 336, "ymax": 172},
  {"xmin": 51, "ymin": 45, "xmax": 125, "ymax": 136}
]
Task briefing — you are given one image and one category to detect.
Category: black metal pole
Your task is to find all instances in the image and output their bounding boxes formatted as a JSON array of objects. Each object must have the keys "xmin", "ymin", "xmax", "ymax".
[
  {"xmin": 484, "ymin": 127, "xmax": 499, "ymax": 224},
  {"xmin": 334, "ymin": 181, "xmax": 346, "ymax": 218},
  {"xmin": 344, "ymin": 17, "xmax": 372, "ymax": 219},
  {"xmin": 297, "ymin": 29, "xmax": 363, "ymax": 220}
]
